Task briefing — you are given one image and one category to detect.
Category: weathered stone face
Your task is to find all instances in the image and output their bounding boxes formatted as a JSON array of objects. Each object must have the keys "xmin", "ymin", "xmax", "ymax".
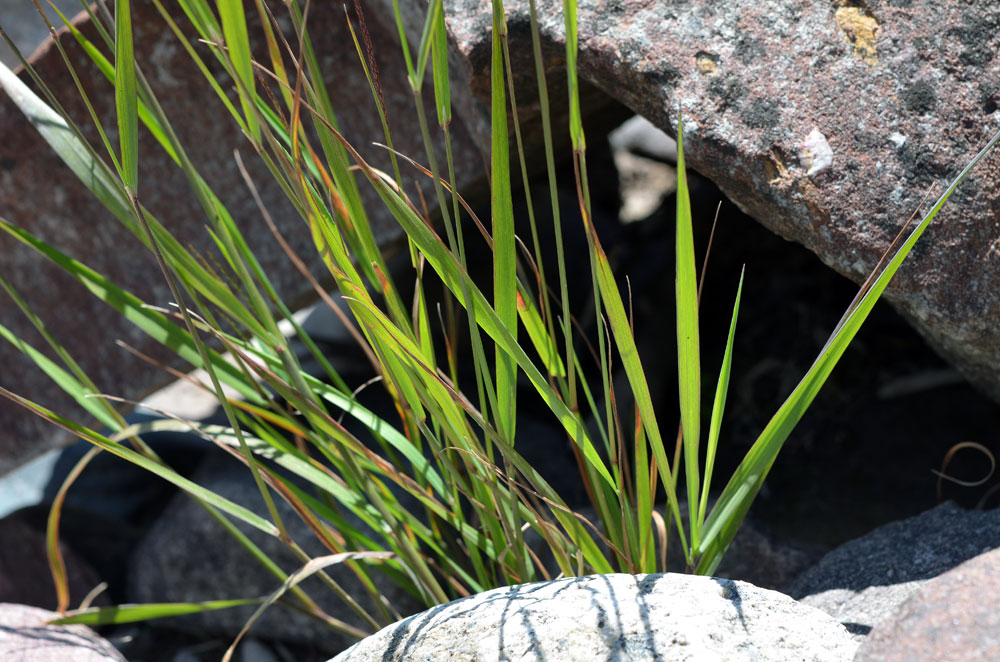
[
  {"xmin": 0, "ymin": 3, "xmax": 482, "ymax": 474},
  {"xmin": 377, "ymin": 0, "xmax": 1000, "ymax": 402},
  {"xmin": 854, "ymin": 546, "xmax": 1000, "ymax": 662},
  {"xmin": 329, "ymin": 573, "xmax": 859, "ymax": 662}
]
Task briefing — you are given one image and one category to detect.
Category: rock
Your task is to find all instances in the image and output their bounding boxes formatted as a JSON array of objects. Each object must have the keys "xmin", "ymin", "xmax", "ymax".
[
  {"xmin": 0, "ymin": 603, "xmax": 126, "ymax": 662},
  {"xmin": 784, "ymin": 501, "xmax": 1000, "ymax": 636},
  {"xmin": 0, "ymin": 1, "xmax": 483, "ymax": 475},
  {"xmin": 329, "ymin": 573, "xmax": 859, "ymax": 662},
  {"xmin": 0, "ymin": 512, "xmax": 106, "ymax": 612},
  {"xmin": 854, "ymin": 546, "xmax": 1000, "ymax": 662},
  {"xmin": 609, "ymin": 115, "xmax": 679, "ymax": 163},
  {"xmin": 376, "ymin": 0, "xmax": 1000, "ymax": 404},
  {"xmin": 127, "ymin": 449, "xmax": 423, "ymax": 651}
]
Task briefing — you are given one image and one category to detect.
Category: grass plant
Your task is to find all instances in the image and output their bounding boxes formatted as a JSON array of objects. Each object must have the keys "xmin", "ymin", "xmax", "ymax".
[{"xmin": 0, "ymin": 0, "xmax": 998, "ymax": 653}]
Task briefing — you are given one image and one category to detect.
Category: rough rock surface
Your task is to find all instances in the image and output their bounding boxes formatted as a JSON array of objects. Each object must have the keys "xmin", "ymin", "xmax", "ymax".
[
  {"xmin": 127, "ymin": 449, "xmax": 424, "ymax": 651},
  {"xmin": 377, "ymin": 0, "xmax": 1000, "ymax": 404},
  {"xmin": 854, "ymin": 546, "xmax": 1000, "ymax": 662},
  {"xmin": 0, "ymin": 512, "xmax": 106, "ymax": 612},
  {"xmin": 0, "ymin": 2, "xmax": 482, "ymax": 474},
  {"xmin": 330, "ymin": 573, "xmax": 859, "ymax": 662},
  {"xmin": 0, "ymin": 603, "xmax": 126, "ymax": 662},
  {"xmin": 784, "ymin": 501, "xmax": 1000, "ymax": 636}
]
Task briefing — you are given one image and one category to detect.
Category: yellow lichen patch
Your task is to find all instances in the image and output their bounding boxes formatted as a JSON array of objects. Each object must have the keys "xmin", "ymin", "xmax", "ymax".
[
  {"xmin": 835, "ymin": 6, "xmax": 879, "ymax": 65},
  {"xmin": 765, "ymin": 149, "xmax": 790, "ymax": 187},
  {"xmin": 696, "ymin": 54, "xmax": 718, "ymax": 75}
]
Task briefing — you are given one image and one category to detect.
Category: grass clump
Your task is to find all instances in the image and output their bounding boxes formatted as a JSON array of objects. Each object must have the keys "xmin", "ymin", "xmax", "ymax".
[{"xmin": 0, "ymin": 0, "xmax": 997, "ymax": 653}]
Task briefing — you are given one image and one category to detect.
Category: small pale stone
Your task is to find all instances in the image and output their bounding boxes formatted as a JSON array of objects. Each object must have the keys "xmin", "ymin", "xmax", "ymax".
[{"xmin": 800, "ymin": 128, "xmax": 834, "ymax": 176}]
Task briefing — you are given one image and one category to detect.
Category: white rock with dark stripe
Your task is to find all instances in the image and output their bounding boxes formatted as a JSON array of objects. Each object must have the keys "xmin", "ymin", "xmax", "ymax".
[{"xmin": 330, "ymin": 573, "xmax": 858, "ymax": 662}]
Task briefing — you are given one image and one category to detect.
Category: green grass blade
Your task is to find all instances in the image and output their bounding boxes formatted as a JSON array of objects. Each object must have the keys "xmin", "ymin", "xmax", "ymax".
[
  {"xmin": 0, "ymin": 219, "xmax": 264, "ymax": 404},
  {"xmin": 114, "ymin": 0, "xmax": 138, "ymax": 191},
  {"xmin": 217, "ymin": 0, "xmax": 260, "ymax": 142},
  {"xmin": 49, "ymin": 600, "xmax": 261, "ymax": 626},
  {"xmin": 0, "ymin": 62, "xmax": 131, "ymax": 222},
  {"xmin": 589, "ymin": 234, "xmax": 685, "ymax": 551},
  {"xmin": 674, "ymin": 119, "xmax": 702, "ymax": 552},
  {"xmin": 430, "ymin": 0, "xmax": 451, "ymax": 126},
  {"xmin": 562, "ymin": 0, "xmax": 584, "ymax": 150},
  {"xmin": 0, "ymin": 322, "xmax": 120, "ymax": 430},
  {"xmin": 52, "ymin": 10, "xmax": 176, "ymax": 163},
  {"xmin": 490, "ymin": 1, "xmax": 517, "ymax": 443},
  {"xmin": 0, "ymin": 390, "xmax": 278, "ymax": 537},
  {"xmin": 529, "ymin": 0, "xmax": 575, "ymax": 411},
  {"xmin": 697, "ymin": 267, "xmax": 744, "ymax": 529},
  {"xmin": 415, "ymin": 0, "xmax": 443, "ymax": 88},
  {"xmin": 516, "ymin": 284, "xmax": 566, "ymax": 377}
]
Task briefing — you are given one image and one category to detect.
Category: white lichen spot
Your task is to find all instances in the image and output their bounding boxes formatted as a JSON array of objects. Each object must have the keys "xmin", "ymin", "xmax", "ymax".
[
  {"xmin": 800, "ymin": 128, "xmax": 833, "ymax": 176},
  {"xmin": 889, "ymin": 131, "xmax": 907, "ymax": 149}
]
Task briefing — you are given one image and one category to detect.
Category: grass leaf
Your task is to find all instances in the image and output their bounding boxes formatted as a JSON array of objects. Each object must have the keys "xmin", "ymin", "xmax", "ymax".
[
  {"xmin": 674, "ymin": 118, "xmax": 702, "ymax": 553},
  {"xmin": 114, "ymin": 0, "xmax": 139, "ymax": 191}
]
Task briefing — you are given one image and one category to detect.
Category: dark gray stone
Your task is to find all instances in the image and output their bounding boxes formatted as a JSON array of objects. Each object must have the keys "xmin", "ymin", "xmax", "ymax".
[
  {"xmin": 127, "ymin": 449, "xmax": 423, "ymax": 652},
  {"xmin": 0, "ymin": 512, "xmax": 107, "ymax": 612}
]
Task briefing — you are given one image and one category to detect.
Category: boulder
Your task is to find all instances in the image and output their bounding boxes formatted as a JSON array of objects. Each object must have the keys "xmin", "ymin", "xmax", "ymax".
[
  {"xmin": 784, "ymin": 501, "xmax": 1000, "ymax": 636},
  {"xmin": 854, "ymin": 546, "xmax": 1000, "ymax": 662},
  {"xmin": 0, "ymin": 603, "xmax": 126, "ymax": 662},
  {"xmin": 329, "ymin": 573, "xmax": 859, "ymax": 662},
  {"xmin": 0, "ymin": 2, "xmax": 483, "ymax": 475},
  {"xmin": 376, "ymin": 0, "xmax": 1000, "ymax": 404}
]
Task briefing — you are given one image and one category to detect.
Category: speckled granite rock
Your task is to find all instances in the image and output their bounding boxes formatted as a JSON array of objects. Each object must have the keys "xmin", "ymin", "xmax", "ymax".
[
  {"xmin": 329, "ymin": 573, "xmax": 859, "ymax": 662},
  {"xmin": 375, "ymin": 0, "xmax": 1000, "ymax": 404},
  {"xmin": 853, "ymin": 546, "xmax": 1000, "ymax": 662},
  {"xmin": 0, "ymin": 603, "xmax": 126, "ymax": 662}
]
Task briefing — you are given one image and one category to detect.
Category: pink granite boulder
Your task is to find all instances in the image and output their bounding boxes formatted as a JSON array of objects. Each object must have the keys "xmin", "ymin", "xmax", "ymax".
[
  {"xmin": 854, "ymin": 545, "xmax": 1000, "ymax": 661},
  {"xmin": 376, "ymin": 0, "xmax": 1000, "ymax": 405}
]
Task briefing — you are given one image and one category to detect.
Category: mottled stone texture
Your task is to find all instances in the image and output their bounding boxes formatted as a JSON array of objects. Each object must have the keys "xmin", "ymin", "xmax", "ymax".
[
  {"xmin": 380, "ymin": 0, "xmax": 1000, "ymax": 403},
  {"xmin": 0, "ymin": 3, "xmax": 482, "ymax": 474},
  {"xmin": 854, "ymin": 547, "xmax": 1000, "ymax": 662},
  {"xmin": 330, "ymin": 573, "xmax": 859, "ymax": 662}
]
